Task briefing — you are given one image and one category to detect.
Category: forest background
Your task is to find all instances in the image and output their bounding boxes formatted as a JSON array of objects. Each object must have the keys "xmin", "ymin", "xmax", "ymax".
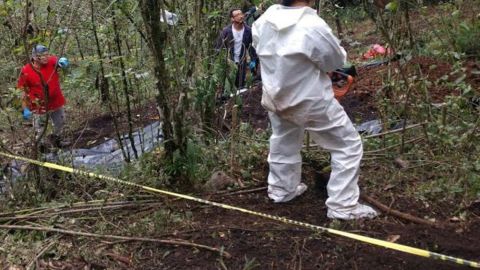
[{"xmin": 0, "ymin": 0, "xmax": 479, "ymax": 269}]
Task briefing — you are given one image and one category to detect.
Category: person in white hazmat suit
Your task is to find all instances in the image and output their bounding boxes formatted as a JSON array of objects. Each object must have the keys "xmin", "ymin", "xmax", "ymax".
[{"xmin": 252, "ymin": 0, "xmax": 378, "ymax": 220}]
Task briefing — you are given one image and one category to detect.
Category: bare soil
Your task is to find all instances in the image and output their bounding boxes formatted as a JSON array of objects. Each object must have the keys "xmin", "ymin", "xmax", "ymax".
[
  {"xmin": 30, "ymin": 182, "xmax": 480, "ymax": 269},
  {"xmin": 134, "ymin": 188, "xmax": 480, "ymax": 270}
]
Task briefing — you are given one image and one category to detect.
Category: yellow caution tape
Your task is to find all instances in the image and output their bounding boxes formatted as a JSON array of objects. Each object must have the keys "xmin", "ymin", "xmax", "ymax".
[{"xmin": 1, "ymin": 151, "xmax": 479, "ymax": 268}]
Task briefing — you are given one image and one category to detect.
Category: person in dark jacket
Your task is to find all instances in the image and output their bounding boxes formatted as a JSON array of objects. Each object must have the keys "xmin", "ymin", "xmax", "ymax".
[{"xmin": 216, "ymin": 8, "xmax": 258, "ymax": 89}]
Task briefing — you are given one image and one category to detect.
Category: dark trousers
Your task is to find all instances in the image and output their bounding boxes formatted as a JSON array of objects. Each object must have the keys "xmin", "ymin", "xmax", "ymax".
[{"xmin": 235, "ymin": 62, "xmax": 247, "ymax": 89}]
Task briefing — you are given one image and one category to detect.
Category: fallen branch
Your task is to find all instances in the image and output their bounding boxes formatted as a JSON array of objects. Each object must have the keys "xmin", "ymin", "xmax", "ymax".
[
  {"xmin": 97, "ymin": 239, "xmax": 131, "ymax": 248},
  {"xmin": 0, "ymin": 206, "xmax": 50, "ymax": 218},
  {"xmin": 0, "ymin": 202, "xmax": 163, "ymax": 222},
  {"xmin": 0, "ymin": 199, "xmax": 162, "ymax": 218},
  {"xmin": 0, "ymin": 224, "xmax": 232, "ymax": 258},
  {"xmin": 360, "ymin": 194, "xmax": 446, "ymax": 229},
  {"xmin": 219, "ymin": 186, "xmax": 267, "ymax": 196},
  {"xmin": 364, "ymin": 122, "xmax": 428, "ymax": 139},
  {"xmin": 364, "ymin": 137, "xmax": 424, "ymax": 154},
  {"xmin": 302, "ymin": 123, "xmax": 428, "ymax": 149},
  {"xmin": 158, "ymin": 226, "xmax": 312, "ymax": 238}
]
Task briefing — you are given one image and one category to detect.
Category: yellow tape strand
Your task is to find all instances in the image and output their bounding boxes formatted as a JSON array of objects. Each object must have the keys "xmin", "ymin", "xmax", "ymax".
[{"xmin": 1, "ymin": 152, "xmax": 479, "ymax": 268}]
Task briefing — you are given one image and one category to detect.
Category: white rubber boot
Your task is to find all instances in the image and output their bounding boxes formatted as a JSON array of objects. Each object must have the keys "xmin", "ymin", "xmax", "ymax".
[
  {"xmin": 270, "ymin": 183, "xmax": 308, "ymax": 203},
  {"xmin": 327, "ymin": 203, "xmax": 378, "ymax": 220}
]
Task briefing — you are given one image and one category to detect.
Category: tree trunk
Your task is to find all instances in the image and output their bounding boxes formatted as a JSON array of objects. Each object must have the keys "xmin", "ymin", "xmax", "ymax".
[
  {"xmin": 139, "ymin": 0, "xmax": 177, "ymax": 162},
  {"xmin": 90, "ymin": 0, "xmax": 110, "ymax": 103}
]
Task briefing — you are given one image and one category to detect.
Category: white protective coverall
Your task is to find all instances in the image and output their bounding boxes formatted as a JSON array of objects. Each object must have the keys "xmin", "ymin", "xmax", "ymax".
[{"xmin": 252, "ymin": 5, "xmax": 377, "ymax": 219}]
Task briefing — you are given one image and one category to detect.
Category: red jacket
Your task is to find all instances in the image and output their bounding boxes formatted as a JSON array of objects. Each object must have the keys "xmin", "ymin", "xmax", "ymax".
[{"xmin": 17, "ymin": 56, "xmax": 66, "ymax": 113}]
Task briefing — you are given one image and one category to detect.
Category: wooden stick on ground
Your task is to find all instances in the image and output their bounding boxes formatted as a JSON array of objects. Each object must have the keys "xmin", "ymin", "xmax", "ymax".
[
  {"xmin": 364, "ymin": 122, "xmax": 428, "ymax": 139},
  {"xmin": 360, "ymin": 194, "xmax": 446, "ymax": 229},
  {"xmin": 0, "ymin": 199, "xmax": 160, "ymax": 218},
  {"xmin": 0, "ymin": 224, "xmax": 232, "ymax": 258},
  {"xmin": 219, "ymin": 186, "xmax": 267, "ymax": 196},
  {"xmin": 0, "ymin": 202, "xmax": 164, "ymax": 222},
  {"xmin": 364, "ymin": 136, "xmax": 424, "ymax": 154}
]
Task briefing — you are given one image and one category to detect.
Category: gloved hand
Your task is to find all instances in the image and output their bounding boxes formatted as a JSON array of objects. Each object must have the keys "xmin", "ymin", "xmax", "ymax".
[
  {"xmin": 249, "ymin": 60, "xmax": 256, "ymax": 71},
  {"xmin": 58, "ymin": 57, "xmax": 69, "ymax": 68},
  {"xmin": 245, "ymin": 6, "xmax": 257, "ymax": 17},
  {"xmin": 22, "ymin": 108, "xmax": 32, "ymax": 120}
]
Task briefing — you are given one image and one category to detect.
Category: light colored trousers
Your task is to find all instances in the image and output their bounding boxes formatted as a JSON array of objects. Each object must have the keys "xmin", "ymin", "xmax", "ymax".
[
  {"xmin": 33, "ymin": 107, "xmax": 65, "ymax": 140},
  {"xmin": 267, "ymin": 98, "xmax": 362, "ymax": 210}
]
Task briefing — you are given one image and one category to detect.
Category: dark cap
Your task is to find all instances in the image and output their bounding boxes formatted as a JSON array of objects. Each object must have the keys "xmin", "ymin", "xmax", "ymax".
[{"xmin": 31, "ymin": 44, "xmax": 48, "ymax": 57}]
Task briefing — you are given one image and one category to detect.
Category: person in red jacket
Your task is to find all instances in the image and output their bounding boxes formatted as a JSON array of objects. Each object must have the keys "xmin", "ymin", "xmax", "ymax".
[{"xmin": 17, "ymin": 44, "xmax": 69, "ymax": 147}]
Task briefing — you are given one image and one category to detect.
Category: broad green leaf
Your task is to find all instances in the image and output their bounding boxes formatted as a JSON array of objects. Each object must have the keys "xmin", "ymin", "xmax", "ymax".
[{"xmin": 385, "ymin": 1, "xmax": 398, "ymax": 12}]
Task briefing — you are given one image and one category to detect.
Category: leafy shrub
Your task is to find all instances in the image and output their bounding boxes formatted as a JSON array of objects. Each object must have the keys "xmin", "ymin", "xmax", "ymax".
[
  {"xmin": 452, "ymin": 19, "xmax": 480, "ymax": 57},
  {"xmin": 428, "ymin": 4, "xmax": 480, "ymax": 58}
]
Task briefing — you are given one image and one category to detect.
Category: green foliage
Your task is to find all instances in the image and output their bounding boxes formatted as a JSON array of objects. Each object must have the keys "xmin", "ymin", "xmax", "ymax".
[
  {"xmin": 451, "ymin": 19, "xmax": 480, "ymax": 57},
  {"xmin": 242, "ymin": 257, "xmax": 260, "ymax": 270},
  {"xmin": 365, "ymin": 62, "xmax": 480, "ymax": 204},
  {"xmin": 232, "ymin": 123, "xmax": 270, "ymax": 178},
  {"xmin": 385, "ymin": 1, "xmax": 399, "ymax": 12},
  {"xmin": 115, "ymin": 121, "xmax": 269, "ymax": 191},
  {"xmin": 193, "ymin": 50, "xmax": 231, "ymax": 132},
  {"xmin": 163, "ymin": 139, "xmax": 211, "ymax": 184},
  {"xmin": 424, "ymin": 2, "xmax": 480, "ymax": 58},
  {"xmin": 425, "ymin": 94, "xmax": 480, "ymax": 195},
  {"xmin": 117, "ymin": 151, "xmax": 170, "ymax": 190},
  {"xmin": 357, "ymin": 0, "xmax": 480, "ymax": 207},
  {"xmin": 61, "ymin": 60, "xmax": 98, "ymax": 106},
  {"xmin": 126, "ymin": 138, "xmax": 221, "ymax": 189},
  {"xmin": 2, "ymin": 235, "xmax": 48, "ymax": 266}
]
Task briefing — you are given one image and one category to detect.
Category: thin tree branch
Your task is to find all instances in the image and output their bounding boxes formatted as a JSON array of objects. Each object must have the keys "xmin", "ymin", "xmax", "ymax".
[
  {"xmin": 217, "ymin": 186, "xmax": 267, "ymax": 196},
  {"xmin": 364, "ymin": 122, "xmax": 428, "ymax": 139},
  {"xmin": 0, "ymin": 224, "xmax": 232, "ymax": 258},
  {"xmin": 0, "ymin": 202, "xmax": 163, "ymax": 222},
  {"xmin": 364, "ymin": 136, "xmax": 424, "ymax": 154},
  {"xmin": 360, "ymin": 194, "xmax": 447, "ymax": 229}
]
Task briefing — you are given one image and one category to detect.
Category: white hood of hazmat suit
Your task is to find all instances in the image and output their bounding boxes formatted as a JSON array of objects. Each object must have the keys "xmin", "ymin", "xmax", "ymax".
[
  {"xmin": 252, "ymin": 5, "xmax": 377, "ymax": 219},
  {"xmin": 252, "ymin": 4, "xmax": 346, "ymax": 124}
]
